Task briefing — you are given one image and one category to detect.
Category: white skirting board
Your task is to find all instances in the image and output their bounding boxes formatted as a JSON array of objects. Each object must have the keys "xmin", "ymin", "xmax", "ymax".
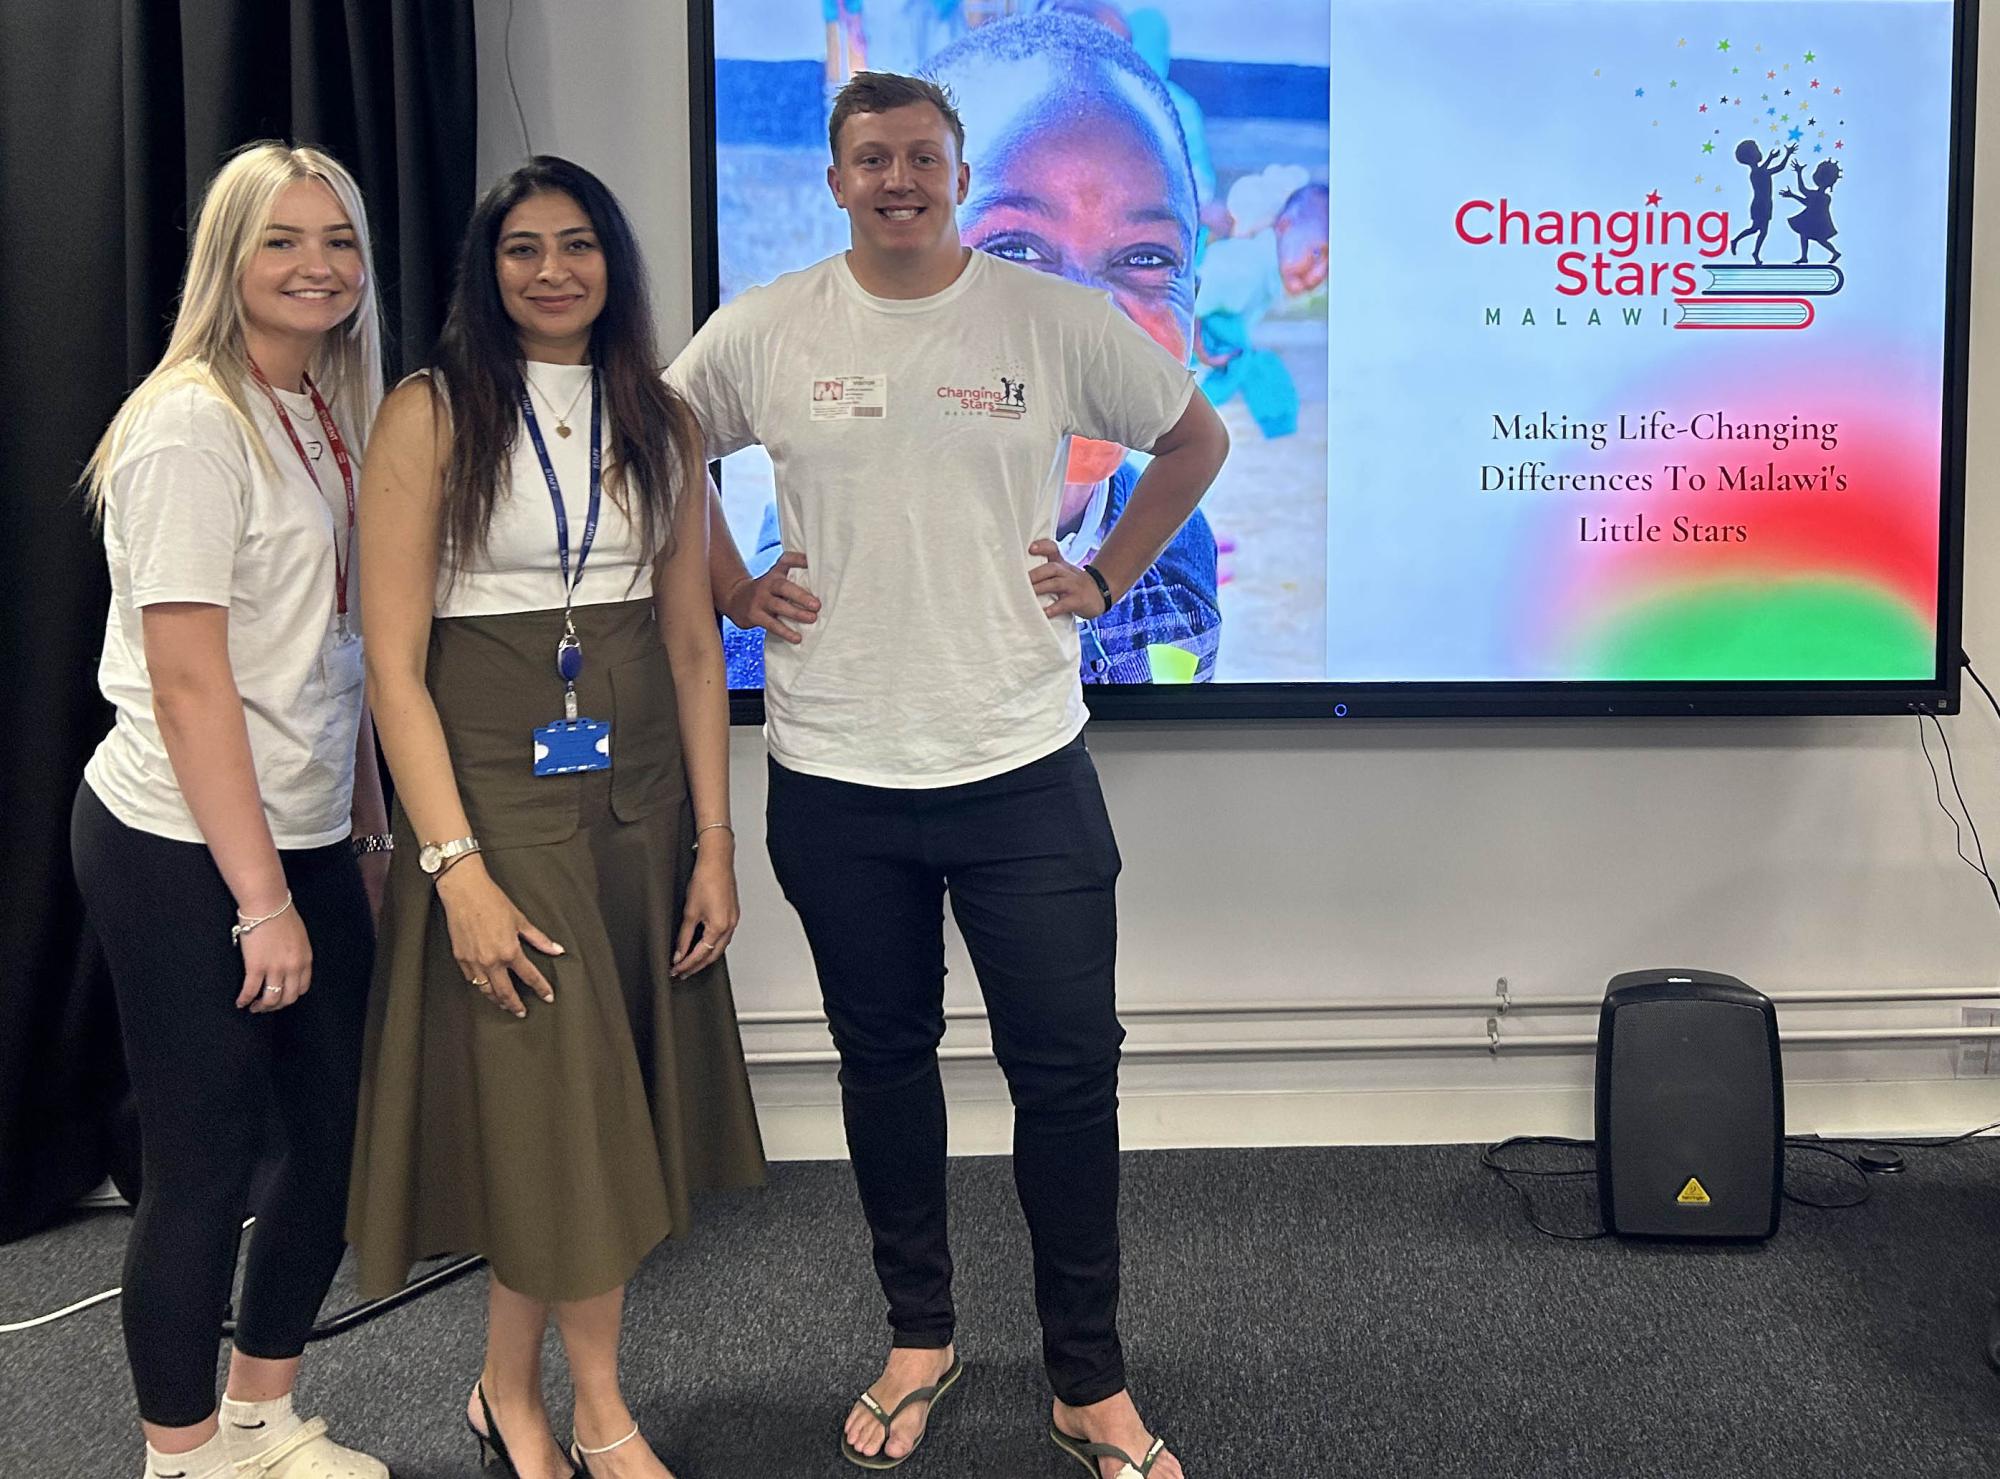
[{"xmin": 750, "ymin": 1076, "xmax": 2000, "ymax": 1162}]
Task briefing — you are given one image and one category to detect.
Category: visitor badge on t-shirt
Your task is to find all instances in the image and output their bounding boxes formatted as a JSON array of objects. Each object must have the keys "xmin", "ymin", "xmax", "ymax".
[{"xmin": 809, "ymin": 374, "xmax": 886, "ymax": 421}]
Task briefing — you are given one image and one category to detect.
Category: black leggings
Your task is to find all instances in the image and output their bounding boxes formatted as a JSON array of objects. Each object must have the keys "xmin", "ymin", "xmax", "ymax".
[{"xmin": 71, "ymin": 783, "xmax": 374, "ymax": 1428}]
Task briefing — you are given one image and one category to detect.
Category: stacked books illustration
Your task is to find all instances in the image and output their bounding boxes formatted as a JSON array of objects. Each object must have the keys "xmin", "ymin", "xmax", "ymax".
[{"xmin": 1675, "ymin": 263, "xmax": 1845, "ymax": 329}]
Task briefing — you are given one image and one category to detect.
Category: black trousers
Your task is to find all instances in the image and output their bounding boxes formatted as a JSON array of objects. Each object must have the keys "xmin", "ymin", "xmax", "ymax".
[
  {"xmin": 70, "ymin": 784, "xmax": 373, "ymax": 1428},
  {"xmin": 766, "ymin": 734, "xmax": 1129, "ymax": 1406}
]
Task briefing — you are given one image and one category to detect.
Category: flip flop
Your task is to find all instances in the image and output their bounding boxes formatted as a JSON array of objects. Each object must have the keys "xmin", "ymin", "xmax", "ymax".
[
  {"xmin": 839, "ymin": 1357, "xmax": 966, "ymax": 1470},
  {"xmin": 1050, "ymin": 1425, "xmax": 1170, "ymax": 1479}
]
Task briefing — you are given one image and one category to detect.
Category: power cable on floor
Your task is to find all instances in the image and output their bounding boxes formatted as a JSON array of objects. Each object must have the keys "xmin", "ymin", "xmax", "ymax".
[
  {"xmin": 1483, "ymin": 1120, "xmax": 2000, "ymax": 1239},
  {"xmin": 0, "ymin": 1218, "xmax": 255, "ymax": 1336}
]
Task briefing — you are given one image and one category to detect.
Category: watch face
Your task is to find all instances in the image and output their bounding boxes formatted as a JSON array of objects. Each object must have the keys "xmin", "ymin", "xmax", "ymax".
[{"xmin": 418, "ymin": 843, "xmax": 442, "ymax": 874}]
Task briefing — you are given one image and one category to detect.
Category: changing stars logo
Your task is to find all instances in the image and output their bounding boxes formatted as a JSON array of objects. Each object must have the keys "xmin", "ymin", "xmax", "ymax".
[{"xmin": 1469, "ymin": 35, "xmax": 1855, "ymax": 330}]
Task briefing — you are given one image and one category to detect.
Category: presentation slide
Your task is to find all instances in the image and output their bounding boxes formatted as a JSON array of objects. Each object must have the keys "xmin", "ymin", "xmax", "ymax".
[{"xmin": 704, "ymin": 1, "xmax": 1958, "ymax": 693}]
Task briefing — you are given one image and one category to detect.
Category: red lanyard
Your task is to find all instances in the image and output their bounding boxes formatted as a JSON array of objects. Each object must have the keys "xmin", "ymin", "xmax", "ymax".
[{"xmin": 248, "ymin": 361, "xmax": 357, "ymax": 625}]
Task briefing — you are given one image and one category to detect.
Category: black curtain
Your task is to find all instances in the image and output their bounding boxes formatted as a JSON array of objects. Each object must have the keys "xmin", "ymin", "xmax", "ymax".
[{"xmin": 0, "ymin": 0, "xmax": 477, "ymax": 1242}]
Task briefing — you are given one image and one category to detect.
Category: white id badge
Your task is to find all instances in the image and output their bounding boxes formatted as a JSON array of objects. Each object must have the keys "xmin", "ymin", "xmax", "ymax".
[
  {"xmin": 320, "ymin": 628, "xmax": 364, "ymax": 696},
  {"xmin": 809, "ymin": 374, "xmax": 887, "ymax": 421}
]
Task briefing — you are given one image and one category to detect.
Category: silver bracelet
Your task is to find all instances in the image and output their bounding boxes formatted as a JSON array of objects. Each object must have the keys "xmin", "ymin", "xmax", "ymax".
[
  {"xmin": 350, "ymin": 833, "xmax": 395, "ymax": 857},
  {"xmin": 692, "ymin": 821, "xmax": 735, "ymax": 851},
  {"xmin": 231, "ymin": 892, "xmax": 295, "ymax": 948}
]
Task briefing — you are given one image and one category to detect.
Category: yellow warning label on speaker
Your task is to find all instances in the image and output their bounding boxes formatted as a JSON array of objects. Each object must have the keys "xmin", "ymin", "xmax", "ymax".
[{"xmin": 1677, "ymin": 1177, "xmax": 1712, "ymax": 1205}]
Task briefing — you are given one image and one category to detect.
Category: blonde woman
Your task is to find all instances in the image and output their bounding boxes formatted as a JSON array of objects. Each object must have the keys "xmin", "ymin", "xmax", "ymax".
[{"xmin": 71, "ymin": 142, "xmax": 391, "ymax": 1479}]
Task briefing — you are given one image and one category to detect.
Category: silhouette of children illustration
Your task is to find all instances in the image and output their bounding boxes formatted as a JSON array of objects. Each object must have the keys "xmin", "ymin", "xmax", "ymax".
[
  {"xmin": 1728, "ymin": 140, "xmax": 1797, "ymax": 264},
  {"xmin": 1781, "ymin": 158, "xmax": 1843, "ymax": 264}
]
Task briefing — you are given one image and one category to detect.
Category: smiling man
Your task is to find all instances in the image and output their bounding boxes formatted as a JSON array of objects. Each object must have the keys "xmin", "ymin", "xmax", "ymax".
[{"xmin": 674, "ymin": 67, "xmax": 1225, "ymax": 1479}]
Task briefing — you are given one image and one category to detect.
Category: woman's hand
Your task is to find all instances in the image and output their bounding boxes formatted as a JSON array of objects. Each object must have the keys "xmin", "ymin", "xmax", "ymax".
[
  {"xmin": 722, "ymin": 552, "xmax": 820, "ymax": 644},
  {"xmin": 435, "ymin": 860, "xmax": 564, "ymax": 1017},
  {"xmin": 673, "ymin": 837, "xmax": 739, "ymax": 977},
  {"xmin": 237, "ymin": 907, "xmax": 313, "ymax": 1013}
]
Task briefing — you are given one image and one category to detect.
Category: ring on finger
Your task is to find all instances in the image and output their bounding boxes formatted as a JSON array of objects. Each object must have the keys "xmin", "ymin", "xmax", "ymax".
[
  {"xmin": 262, "ymin": 984, "xmax": 283, "ymax": 995},
  {"xmin": 471, "ymin": 976, "xmax": 490, "ymax": 988}
]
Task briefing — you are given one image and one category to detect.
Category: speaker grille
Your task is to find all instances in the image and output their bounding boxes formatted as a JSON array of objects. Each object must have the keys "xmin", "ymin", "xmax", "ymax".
[{"xmin": 1597, "ymin": 975, "xmax": 1783, "ymax": 1240}]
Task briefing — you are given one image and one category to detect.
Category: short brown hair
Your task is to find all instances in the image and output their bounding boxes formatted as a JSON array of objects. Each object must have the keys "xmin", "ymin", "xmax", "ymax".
[{"xmin": 827, "ymin": 72, "xmax": 965, "ymax": 163}]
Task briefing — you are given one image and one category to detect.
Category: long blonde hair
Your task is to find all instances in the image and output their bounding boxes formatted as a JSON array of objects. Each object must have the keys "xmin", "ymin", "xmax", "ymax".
[{"xmin": 84, "ymin": 141, "xmax": 385, "ymax": 510}]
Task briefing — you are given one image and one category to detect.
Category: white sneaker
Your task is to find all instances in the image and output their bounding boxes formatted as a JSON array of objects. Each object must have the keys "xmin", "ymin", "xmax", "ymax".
[{"xmin": 230, "ymin": 1417, "xmax": 388, "ymax": 1478}]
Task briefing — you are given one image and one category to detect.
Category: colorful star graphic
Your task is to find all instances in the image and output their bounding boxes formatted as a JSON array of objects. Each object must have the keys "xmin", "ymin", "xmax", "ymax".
[
  {"xmin": 1718, "ymin": 38, "xmax": 1731, "ymax": 51},
  {"xmin": 1788, "ymin": 127, "xmax": 1803, "ymax": 140},
  {"xmin": 1810, "ymin": 79, "xmax": 1820, "ymax": 89},
  {"xmin": 1635, "ymin": 87, "xmax": 1644, "ymax": 96},
  {"xmin": 1833, "ymin": 87, "xmax": 1841, "ymax": 95},
  {"xmin": 1767, "ymin": 70, "xmax": 1777, "ymax": 79},
  {"xmin": 1678, "ymin": 37, "xmax": 1687, "ymax": 47},
  {"xmin": 1767, "ymin": 106, "xmax": 1776, "ymax": 115},
  {"xmin": 1813, "ymin": 144, "xmax": 1823, "ymax": 153},
  {"xmin": 1701, "ymin": 140, "xmax": 1715, "ymax": 154},
  {"xmin": 1694, "ymin": 174, "xmax": 1704, "ymax": 184},
  {"xmin": 1645, "ymin": 190, "xmax": 1662, "ymax": 205},
  {"xmin": 1835, "ymin": 139, "xmax": 1844, "ymax": 148},
  {"xmin": 1699, "ymin": 104, "xmax": 1708, "ymax": 113},
  {"xmin": 1804, "ymin": 50, "xmax": 1816, "ymax": 63}
]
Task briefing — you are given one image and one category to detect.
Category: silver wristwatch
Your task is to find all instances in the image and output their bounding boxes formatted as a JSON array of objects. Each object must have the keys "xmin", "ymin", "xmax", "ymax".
[{"xmin": 418, "ymin": 835, "xmax": 482, "ymax": 876}]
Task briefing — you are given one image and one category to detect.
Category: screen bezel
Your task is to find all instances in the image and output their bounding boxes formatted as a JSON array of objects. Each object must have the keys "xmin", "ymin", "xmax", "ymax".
[{"xmin": 688, "ymin": 0, "xmax": 1975, "ymax": 725}]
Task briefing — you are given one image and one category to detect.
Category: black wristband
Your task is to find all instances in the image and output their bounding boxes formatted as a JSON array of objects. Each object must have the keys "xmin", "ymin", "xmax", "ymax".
[{"xmin": 1081, "ymin": 562, "xmax": 1115, "ymax": 613}]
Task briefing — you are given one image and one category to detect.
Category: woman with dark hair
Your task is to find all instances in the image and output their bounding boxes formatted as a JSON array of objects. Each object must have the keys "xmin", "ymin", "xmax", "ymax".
[{"xmin": 346, "ymin": 156, "xmax": 765, "ymax": 1479}]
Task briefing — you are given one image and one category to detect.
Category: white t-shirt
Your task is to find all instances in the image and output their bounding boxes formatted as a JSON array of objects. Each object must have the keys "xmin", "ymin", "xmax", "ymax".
[
  {"xmin": 85, "ymin": 375, "xmax": 366, "ymax": 847},
  {"xmin": 435, "ymin": 360, "xmax": 658, "ymax": 618},
  {"xmin": 668, "ymin": 250, "xmax": 1195, "ymax": 788}
]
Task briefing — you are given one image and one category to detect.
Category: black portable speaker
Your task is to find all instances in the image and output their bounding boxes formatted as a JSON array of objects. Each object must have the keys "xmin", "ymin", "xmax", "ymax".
[{"xmin": 1594, "ymin": 969, "xmax": 1784, "ymax": 1241}]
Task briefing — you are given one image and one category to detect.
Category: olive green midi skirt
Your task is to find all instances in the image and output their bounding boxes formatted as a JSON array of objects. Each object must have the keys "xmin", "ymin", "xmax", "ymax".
[{"xmin": 346, "ymin": 598, "xmax": 765, "ymax": 1303}]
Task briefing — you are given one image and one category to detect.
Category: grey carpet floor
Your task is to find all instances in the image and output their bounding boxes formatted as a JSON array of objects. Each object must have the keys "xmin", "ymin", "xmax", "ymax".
[{"xmin": 3, "ymin": 1143, "xmax": 1999, "ymax": 1478}]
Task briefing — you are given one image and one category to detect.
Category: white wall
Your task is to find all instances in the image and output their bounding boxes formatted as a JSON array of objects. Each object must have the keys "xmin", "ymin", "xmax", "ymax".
[{"xmin": 476, "ymin": 0, "xmax": 2000, "ymax": 1157}]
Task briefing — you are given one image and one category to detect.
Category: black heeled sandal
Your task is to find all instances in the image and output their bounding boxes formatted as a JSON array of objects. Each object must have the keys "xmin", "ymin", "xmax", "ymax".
[{"xmin": 467, "ymin": 1381, "xmax": 577, "ymax": 1477}]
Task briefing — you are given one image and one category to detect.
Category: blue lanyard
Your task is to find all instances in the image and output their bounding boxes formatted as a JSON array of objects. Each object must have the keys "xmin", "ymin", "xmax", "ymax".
[{"xmin": 519, "ymin": 370, "xmax": 602, "ymax": 617}]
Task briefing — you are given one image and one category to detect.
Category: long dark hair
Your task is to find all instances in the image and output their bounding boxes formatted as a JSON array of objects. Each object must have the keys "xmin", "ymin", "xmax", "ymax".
[{"xmin": 429, "ymin": 156, "xmax": 697, "ymax": 578}]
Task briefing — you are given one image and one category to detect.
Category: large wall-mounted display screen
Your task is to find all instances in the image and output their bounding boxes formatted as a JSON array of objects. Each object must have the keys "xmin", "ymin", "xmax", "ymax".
[{"xmin": 692, "ymin": 0, "xmax": 1971, "ymax": 718}]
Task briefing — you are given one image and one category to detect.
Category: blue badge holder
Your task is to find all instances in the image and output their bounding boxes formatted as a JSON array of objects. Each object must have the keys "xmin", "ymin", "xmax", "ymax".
[{"xmin": 533, "ymin": 718, "xmax": 611, "ymax": 776}]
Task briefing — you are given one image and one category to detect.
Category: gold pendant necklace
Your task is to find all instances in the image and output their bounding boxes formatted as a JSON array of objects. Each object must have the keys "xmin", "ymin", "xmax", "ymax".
[{"xmin": 528, "ymin": 370, "xmax": 590, "ymax": 439}]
